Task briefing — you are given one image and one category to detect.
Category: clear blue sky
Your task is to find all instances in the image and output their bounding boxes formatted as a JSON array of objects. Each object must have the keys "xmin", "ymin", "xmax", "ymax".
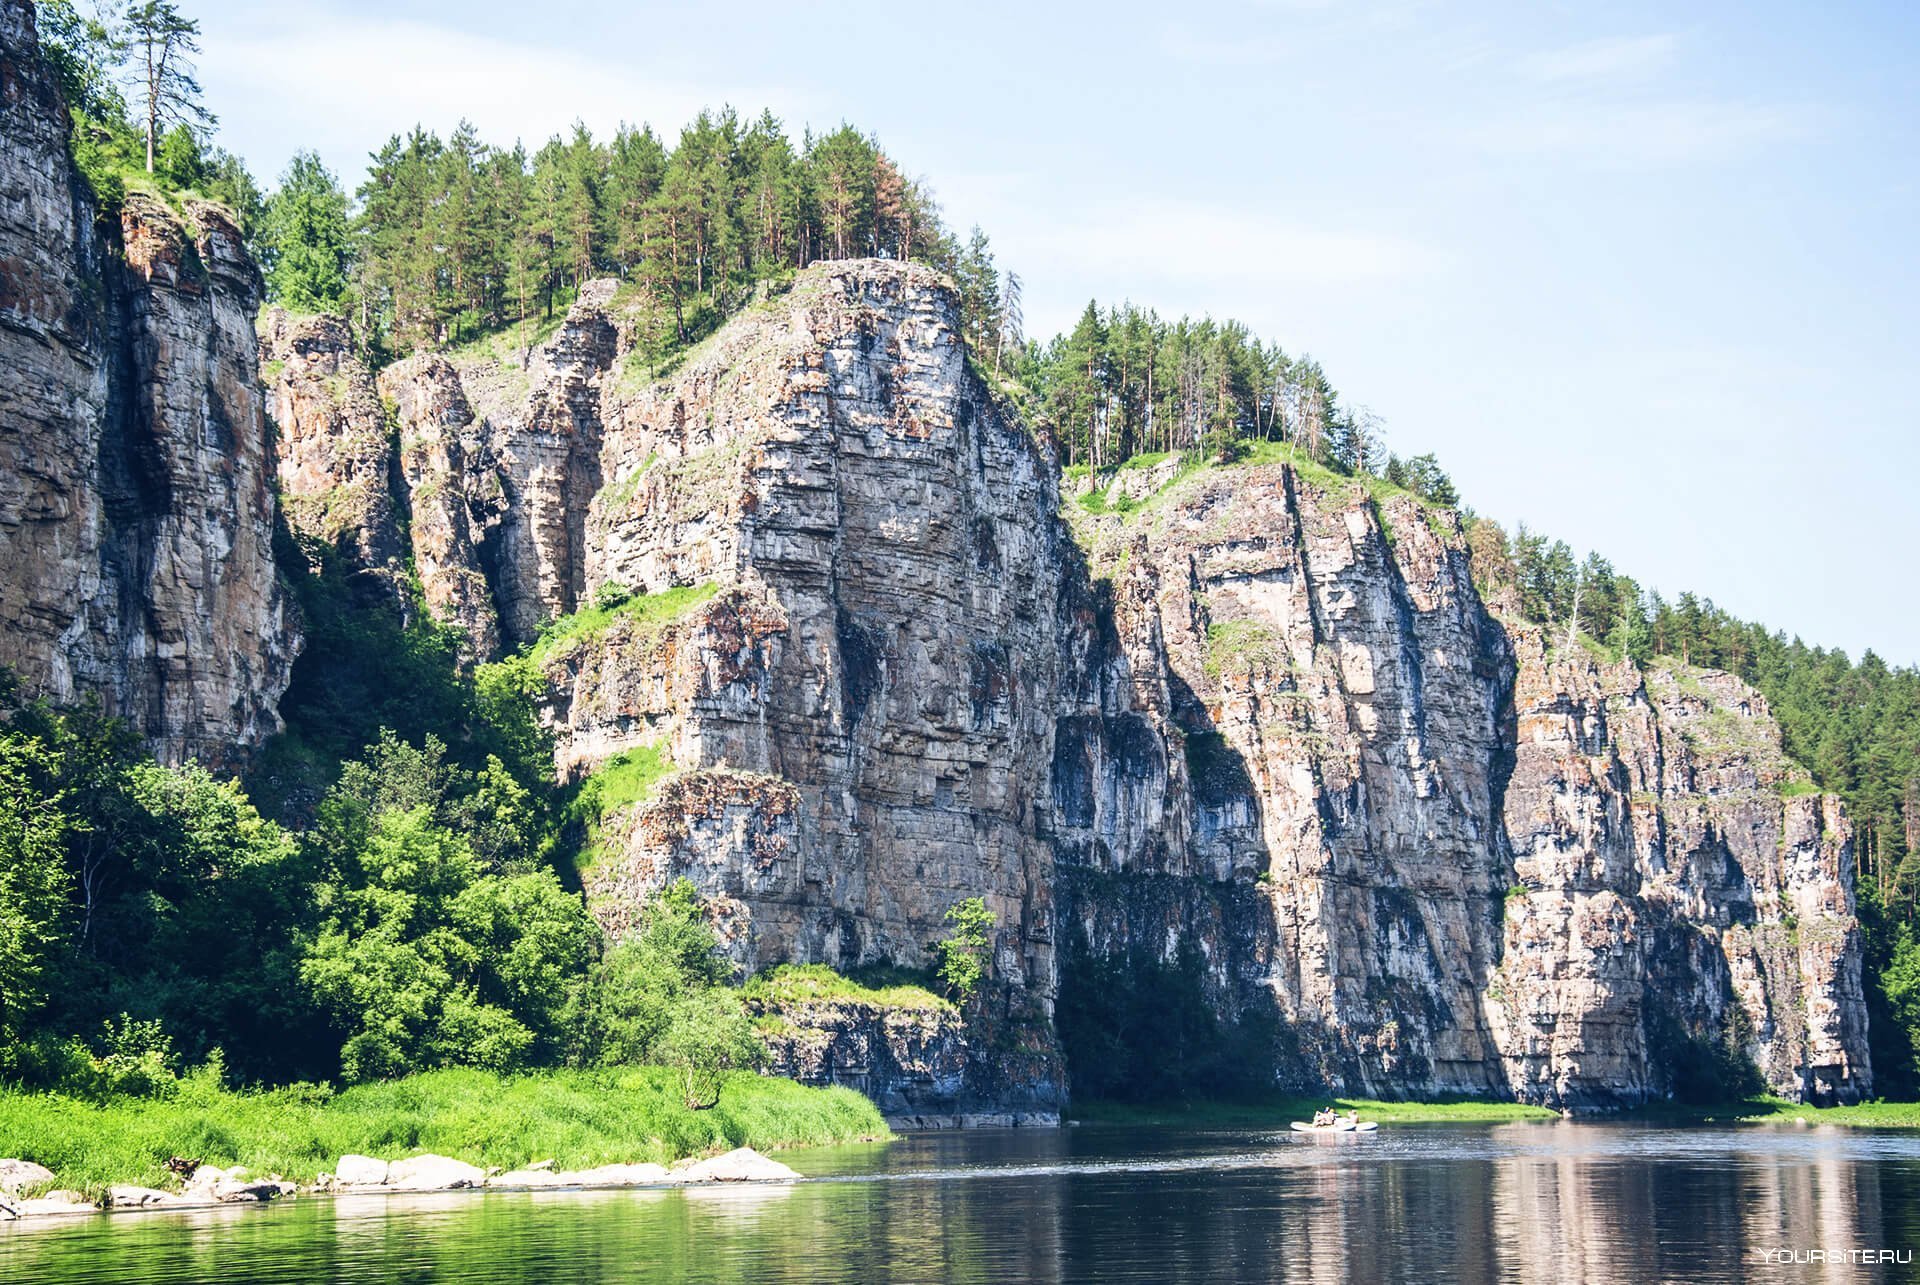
[{"xmin": 187, "ymin": 0, "xmax": 1919, "ymax": 665}]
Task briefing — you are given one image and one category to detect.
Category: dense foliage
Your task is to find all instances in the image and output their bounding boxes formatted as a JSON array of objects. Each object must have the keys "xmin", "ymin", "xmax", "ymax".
[
  {"xmin": 0, "ymin": 664, "xmax": 760, "ymax": 1098},
  {"xmin": 934, "ymin": 897, "xmax": 994, "ymax": 1004},
  {"xmin": 1020, "ymin": 301, "xmax": 1379, "ymax": 470},
  {"xmin": 346, "ymin": 111, "xmax": 970, "ymax": 360}
]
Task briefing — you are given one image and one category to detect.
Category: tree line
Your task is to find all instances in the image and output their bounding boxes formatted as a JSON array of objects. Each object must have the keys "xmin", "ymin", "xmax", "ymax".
[
  {"xmin": 341, "ymin": 110, "xmax": 960, "ymax": 358},
  {"xmin": 1015, "ymin": 301, "xmax": 1381, "ymax": 472}
]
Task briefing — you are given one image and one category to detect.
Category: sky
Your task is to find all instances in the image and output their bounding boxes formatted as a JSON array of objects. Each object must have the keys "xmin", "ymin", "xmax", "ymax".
[{"xmin": 183, "ymin": 0, "xmax": 1918, "ymax": 664}]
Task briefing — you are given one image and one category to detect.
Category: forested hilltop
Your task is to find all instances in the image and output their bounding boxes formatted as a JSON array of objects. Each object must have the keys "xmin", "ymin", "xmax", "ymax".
[{"xmin": 3, "ymin": 0, "xmax": 1916, "ymax": 1112}]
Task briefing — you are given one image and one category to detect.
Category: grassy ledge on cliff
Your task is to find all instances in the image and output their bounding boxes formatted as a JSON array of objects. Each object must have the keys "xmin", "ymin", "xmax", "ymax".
[{"xmin": 0, "ymin": 1067, "xmax": 886, "ymax": 1201}]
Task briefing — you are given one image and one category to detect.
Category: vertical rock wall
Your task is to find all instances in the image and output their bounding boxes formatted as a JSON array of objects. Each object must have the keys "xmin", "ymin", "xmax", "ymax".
[
  {"xmin": 0, "ymin": 0, "xmax": 294, "ymax": 766},
  {"xmin": 233, "ymin": 248, "xmax": 1873, "ymax": 1107},
  {"xmin": 1061, "ymin": 462, "xmax": 1871, "ymax": 1106}
]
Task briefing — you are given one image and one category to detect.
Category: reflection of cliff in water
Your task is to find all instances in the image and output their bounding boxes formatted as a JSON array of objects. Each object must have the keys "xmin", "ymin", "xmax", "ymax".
[{"xmin": 5, "ymin": 1126, "xmax": 1916, "ymax": 1284}]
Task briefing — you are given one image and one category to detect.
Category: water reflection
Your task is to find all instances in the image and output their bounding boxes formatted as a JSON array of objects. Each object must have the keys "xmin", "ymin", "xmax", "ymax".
[{"xmin": 4, "ymin": 1123, "xmax": 1917, "ymax": 1283}]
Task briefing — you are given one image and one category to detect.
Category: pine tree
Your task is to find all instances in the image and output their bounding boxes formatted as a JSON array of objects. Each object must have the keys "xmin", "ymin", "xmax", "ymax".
[
  {"xmin": 124, "ymin": 0, "xmax": 211, "ymax": 175},
  {"xmin": 263, "ymin": 151, "xmax": 351, "ymax": 312},
  {"xmin": 806, "ymin": 126, "xmax": 877, "ymax": 259}
]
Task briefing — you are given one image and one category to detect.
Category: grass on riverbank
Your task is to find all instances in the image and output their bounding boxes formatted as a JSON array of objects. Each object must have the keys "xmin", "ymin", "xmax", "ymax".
[
  {"xmin": 1620, "ymin": 1097, "xmax": 1920, "ymax": 1128},
  {"xmin": 0, "ymin": 1067, "xmax": 888, "ymax": 1200},
  {"xmin": 1076, "ymin": 1094, "xmax": 1920, "ymax": 1130},
  {"xmin": 1073, "ymin": 1095, "xmax": 1559, "ymax": 1128}
]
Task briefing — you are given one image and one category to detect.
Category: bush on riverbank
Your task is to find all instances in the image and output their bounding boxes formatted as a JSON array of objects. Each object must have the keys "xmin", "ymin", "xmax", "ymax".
[{"xmin": 0, "ymin": 1065, "xmax": 886, "ymax": 1199}]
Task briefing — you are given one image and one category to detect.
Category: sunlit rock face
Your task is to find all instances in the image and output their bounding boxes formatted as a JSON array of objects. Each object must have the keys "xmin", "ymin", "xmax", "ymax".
[
  {"xmin": 1062, "ymin": 462, "xmax": 1871, "ymax": 1107},
  {"xmin": 0, "ymin": 0, "xmax": 1865, "ymax": 1108},
  {"xmin": 381, "ymin": 249, "xmax": 1866, "ymax": 1109},
  {"xmin": 0, "ymin": 1, "xmax": 294, "ymax": 767}
]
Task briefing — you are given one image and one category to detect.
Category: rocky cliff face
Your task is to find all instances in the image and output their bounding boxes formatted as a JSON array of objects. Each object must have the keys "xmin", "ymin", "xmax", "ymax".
[
  {"xmin": 260, "ymin": 308, "xmax": 400, "ymax": 575},
  {"xmin": 366, "ymin": 256, "xmax": 1868, "ymax": 1108},
  {"xmin": 755, "ymin": 996, "xmax": 1061, "ymax": 1126},
  {"xmin": 1062, "ymin": 465, "xmax": 1870, "ymax": 1106},
  {"xmin": 0, "ymin": 0, "xmax": 1867, "ymax": 1111},
  {"xmin": 0, "ymin": 0, "xmax": 294, "ymax": 766}
]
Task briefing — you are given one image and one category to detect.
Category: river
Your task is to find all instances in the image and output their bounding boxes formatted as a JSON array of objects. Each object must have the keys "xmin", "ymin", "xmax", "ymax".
[{"xmin": 4, "ymin": 1122, "xmax": 1918, "ymax": 1282}]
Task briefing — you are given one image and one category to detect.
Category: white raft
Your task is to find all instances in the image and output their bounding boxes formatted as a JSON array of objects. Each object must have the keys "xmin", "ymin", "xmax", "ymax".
[{"xmin": 1289, "ymin": 1120, "xmax": 1378, "ymax": 1133}]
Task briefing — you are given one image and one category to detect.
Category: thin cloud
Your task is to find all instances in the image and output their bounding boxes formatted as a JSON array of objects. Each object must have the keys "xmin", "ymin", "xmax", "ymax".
[
  {"xmin": 199, "ymin": 10, "xmax": 807, "ymax": 186},
  {"xmin": 1518, "ymin": 33, "xmax": 1679, "ymax": 84},
  {"xmin": 1019, "ymin": 198, "xmax": 1437, "ymax": 288},
  {"xmin": 1466, "ymin": 100, "xmax": 1815, "ymax": 164}
]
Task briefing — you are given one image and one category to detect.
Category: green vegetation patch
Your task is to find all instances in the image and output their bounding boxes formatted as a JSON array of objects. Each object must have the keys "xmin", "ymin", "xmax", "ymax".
[
  {"xmin": 741, "ymin": 964, "xmax": 953, "ymax": 1013},
  {"xmin": 575, "ymin": 745, "xmax": 674, "ymax": 816},
  {"xmin": 0, "ymin": 1066, "xmax": 887, "ymax": 1200},
  {"xmin": 1617, "ymin": 1097, "xmax": 1920, "ymax": 1128},
  {"xmin": 1204, "ymin": 619, "xmax": 1284, "ymax": 680},
  {"xmin": 446, "ymin": 308, "xmax": 569, "ymax": 372},
  {"xmin": 529, "ymin": 582, "xmax": 720, "ymax": 669}
]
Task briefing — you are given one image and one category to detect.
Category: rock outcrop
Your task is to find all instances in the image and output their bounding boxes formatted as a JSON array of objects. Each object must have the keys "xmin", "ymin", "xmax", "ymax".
[
  {"xmin": 516, "ymin": 268, "xmax": 1067, "ymax": 1011},
  {"xmin": 260, "ymin": 308, "xmax": 401, "ymax": 573},
  {"xmin": 0, "ymin": 0, "xmax": 294, "ymax": 765},
  {"xmin": 344, "ymin": 253, "xmax": 1869, "ymax": 1110},
  {"xmin": 1058, "ymin": 463, "xmax": 1871, "ymax": 1106},
  {"xmin": 756, "ymin": 994, "xmax": 1062, "ymax": 1125}
]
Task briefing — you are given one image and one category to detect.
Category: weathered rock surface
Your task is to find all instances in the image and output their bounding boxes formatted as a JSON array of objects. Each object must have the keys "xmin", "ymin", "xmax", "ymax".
[
  {"xmin": 1059, "ymin": 463, "xmax": 1872, "ymax": 1106},
  {"xmin": 332, "ymin": 1154, "xmax": 389, "ymax": 1187},
  {"xmin": 1, "ymin": 1192, "xmax": 94, "ymax": 1218},
  {"xmin": 490, "ymin": 1161, "xmax": 672, "ymax": 1188},
  {"xmin": 757, "ymin": 996, "xmax": 1061, "ymax": 1123},
  {"xmin": 384, "ymin": 1154, "xmax": 486, "ymax": 1191},
  {"xmin": 378, "ymin": 352, "xmax": 506, "ymax": 657},
  {"xmin": 0, "ymin": 0, "xmax": 295, "ymax": 765},
  {"xmin": 357, "ymin": 253, "xmax": 1869, "ymax": 1110},
  {"xmin": 676, "ymin": 1148, "xmax": 799, "ymax": 1183},
  {"xmin": 261, "ymin": 308, "xmax": 401, "ymax": 573}
]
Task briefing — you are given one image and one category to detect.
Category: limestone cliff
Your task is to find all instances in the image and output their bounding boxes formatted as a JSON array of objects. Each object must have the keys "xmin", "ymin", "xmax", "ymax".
[
  {"xmin": 369, "ymin": 255, "xmax": 1869, "ymax": 1108},
  {"xmin": 260, "ymin": 308, "xmax": 401, "ymax": 575},
  {"xmin": 1062, "ymin": 464, "xmax": 1870, "ymax": 1107},
  {"xmin": 0, "ymin": 0, "xmax": 294, "ymax": 766}
]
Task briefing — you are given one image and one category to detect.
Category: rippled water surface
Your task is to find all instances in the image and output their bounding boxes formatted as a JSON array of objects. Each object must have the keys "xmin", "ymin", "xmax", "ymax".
[{"xmin": 6, "ymin": 1122, "xmax": 1919, "ymax": 1282}]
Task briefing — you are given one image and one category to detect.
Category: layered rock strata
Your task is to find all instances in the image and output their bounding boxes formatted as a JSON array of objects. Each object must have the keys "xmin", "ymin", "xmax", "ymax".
[
  {"xmin": 351, "ymin": 253, "xmax": 1869, "ymax": 1109},
  {"xmin": 1060, "ymin": 464, "xmax": 1870, "ymax": 1106},
  {"xmin": 0, "ymin": 0, "xmax": 294, "ymax": 765}
]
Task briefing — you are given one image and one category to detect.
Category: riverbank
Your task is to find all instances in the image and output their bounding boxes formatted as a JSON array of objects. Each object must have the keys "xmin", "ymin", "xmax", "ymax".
[
  {"xmin": 1072, "ymin": 1095, "xmax": 1559, "ymax": 1127},
  {"xmin": 1619, "ymin": 1097, "xmax": 1920, "ymax": 1128},
  {"xmin": 1074, "ymin": 1094, "xmax": 1920, "ymax": 1129},
  {"xmin": 0, "ymin": 1066, "xmax": 888, "ymax": 1202}
]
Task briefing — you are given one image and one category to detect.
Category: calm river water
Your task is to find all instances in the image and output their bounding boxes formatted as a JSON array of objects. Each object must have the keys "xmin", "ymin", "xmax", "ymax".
[{"xmin": 4, "ymin": 1122, "xmax": 1918, "ymax": 1283}]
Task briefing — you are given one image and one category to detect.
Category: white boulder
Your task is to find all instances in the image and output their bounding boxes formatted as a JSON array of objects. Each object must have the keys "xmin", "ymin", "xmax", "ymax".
[
  {"xmin": 0, "ymin": 1159, "xmax": 54, "ymax": 1194},
  {"xmin": 387, "ymin": 1154, "xmax": 485, "ymax": 1191},
  {"xmin": 677, "ymin": 1148, "xmax": 799, "ymax": 1183},
  {"xmin": 334, "ymin": 1154, "xmax": 391, "ymax": 1187}
]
